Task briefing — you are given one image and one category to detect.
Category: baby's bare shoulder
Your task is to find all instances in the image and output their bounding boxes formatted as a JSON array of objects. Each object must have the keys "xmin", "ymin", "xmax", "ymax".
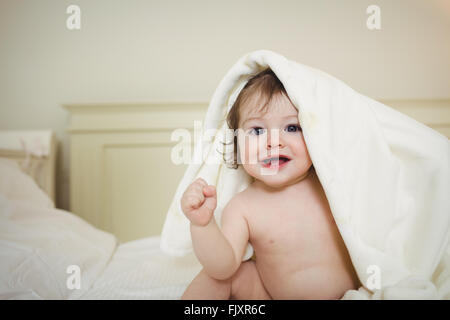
[
  {"xmin": 219, "ymin": 192, "xmax": 252, "ymax": 230},
  {"xmin": 222, "ymin": 189, "xmax": 253, "ymax": 218},
  {"xmin": 225, "ymin": 191, "xmax": 247, "ymax": 211}
]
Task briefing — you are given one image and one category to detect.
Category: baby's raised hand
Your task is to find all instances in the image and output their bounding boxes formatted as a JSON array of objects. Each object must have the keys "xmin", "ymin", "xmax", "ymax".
[{"xmin": 181, "ymin": 178, "xmax": 217, "ymax": 226}]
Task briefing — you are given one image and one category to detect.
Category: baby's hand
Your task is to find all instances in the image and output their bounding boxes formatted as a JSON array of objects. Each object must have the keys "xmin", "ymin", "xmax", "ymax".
[{"xmin": 181, "ymin": 178, "xmax": 217, "ymax": 227}]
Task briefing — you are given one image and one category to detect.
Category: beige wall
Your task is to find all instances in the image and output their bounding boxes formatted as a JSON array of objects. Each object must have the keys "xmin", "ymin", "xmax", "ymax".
[{"xmin": 0, "ymin": 0, "xmax": 449, "ymax": 210}]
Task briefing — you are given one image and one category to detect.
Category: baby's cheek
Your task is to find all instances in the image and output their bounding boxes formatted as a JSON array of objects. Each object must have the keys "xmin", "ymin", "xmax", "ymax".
[
  {"xmin": 296, "ymin": 135, "xmax": 308, "ymax": 151},
  {"xmin": 298, "ymin": 144, "xmax": 312, "ymax": 165},
  {"xmin": 291, "ymin": 137, "xmax": 310, "ymax": 160}
]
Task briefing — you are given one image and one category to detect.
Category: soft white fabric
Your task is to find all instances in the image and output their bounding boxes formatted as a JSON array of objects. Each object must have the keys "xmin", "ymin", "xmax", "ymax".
[
  {"xmin": 160, "ymin": 50, "xmax": 450, "ymax": 299},
  {"xmin": 0, "ymin": 158, "xmax": 54, "ymax": 209},
  {"xmin": 0, "ymin": 159, "xmax": 117, "ymax": 299},
  {"xmin": 0, "ymin": 158, "xmax": 201, "ymax": 299},
  {"xmin": 81, "ymin": 237, "xmax": 201, "ymax": 300}
]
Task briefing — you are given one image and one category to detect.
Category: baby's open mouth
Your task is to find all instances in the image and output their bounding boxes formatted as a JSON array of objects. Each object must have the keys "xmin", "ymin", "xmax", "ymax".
[{"xmin": 261, "ymin": 156, "xmax": 291, "ymax": 168}]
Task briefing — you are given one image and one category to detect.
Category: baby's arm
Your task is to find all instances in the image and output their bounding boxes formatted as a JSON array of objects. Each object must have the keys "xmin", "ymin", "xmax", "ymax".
[
  {"xmin": 181, "ymin": 178, "xmax": 249, "ymax": 280},
  {"xmin": 218, "ymin": 196, "xmax": 250, "ymax": 276}
]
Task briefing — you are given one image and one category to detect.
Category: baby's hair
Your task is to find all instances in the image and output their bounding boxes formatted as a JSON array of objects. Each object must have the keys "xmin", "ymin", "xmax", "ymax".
[{"xmin": 219, "ymin": 68, "xmax": 290, "ymax": 169}]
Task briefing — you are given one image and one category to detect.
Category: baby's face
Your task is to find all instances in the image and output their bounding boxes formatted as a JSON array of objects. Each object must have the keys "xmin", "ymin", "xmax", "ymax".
[{"xmin": 237, "ymin": 93, "xmax": 312, "ymax": 189}]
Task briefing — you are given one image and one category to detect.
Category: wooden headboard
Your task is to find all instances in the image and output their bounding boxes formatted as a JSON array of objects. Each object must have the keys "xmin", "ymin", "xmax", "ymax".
[
  {"xmin": 63, "ymin": 103, "xmax": 207, "ymax": 242},
  {"xmin": 62, "ymin": 100, "xmax": 450, "ymax": 243}
]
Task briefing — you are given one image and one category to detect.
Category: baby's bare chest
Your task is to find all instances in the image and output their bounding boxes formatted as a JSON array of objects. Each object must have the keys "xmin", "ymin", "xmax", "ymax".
[
  {"xmin": 245, "ymin": 188, "xmax": 339, "ymax": 256},
  {"xmin": 250, "ymin": 203, "xmax": 326, "ymax": 250}
]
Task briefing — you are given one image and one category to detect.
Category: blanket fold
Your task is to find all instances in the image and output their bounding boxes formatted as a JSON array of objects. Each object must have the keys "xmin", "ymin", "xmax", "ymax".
[{"xmin": 160, "ymin": 50, "xmax": 449, "ymax": 299}]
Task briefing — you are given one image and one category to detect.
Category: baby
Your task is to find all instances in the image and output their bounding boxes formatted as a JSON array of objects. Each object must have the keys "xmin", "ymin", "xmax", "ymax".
[{"xmin": 181, "ymin": 69, "xmax": 360, "ymax": 300}]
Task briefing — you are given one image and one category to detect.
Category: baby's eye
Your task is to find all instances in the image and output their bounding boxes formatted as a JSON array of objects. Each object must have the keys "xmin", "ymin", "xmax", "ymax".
[
  {"xmin": 285, "ymin": 124, "xmax": 302, "ymax": 133},
  {"xmin": 249, "ymin": 127, "xmax": 266, "ymax": 135}
]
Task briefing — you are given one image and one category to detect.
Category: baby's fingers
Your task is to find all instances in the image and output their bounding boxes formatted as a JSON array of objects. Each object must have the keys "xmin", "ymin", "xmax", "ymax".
[
  {"xmin": 202, "ymin": 185, "xmax": 216, "ymax": 198},
  {"xmin": 187, "ymin": 194, "xmax": 204, "ymax": 209}
]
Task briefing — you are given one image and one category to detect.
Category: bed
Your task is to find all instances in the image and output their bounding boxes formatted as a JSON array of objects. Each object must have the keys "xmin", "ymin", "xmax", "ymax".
[{"xmin": 0, "ymin": 131, "xmax": 201, "ymax": 300}]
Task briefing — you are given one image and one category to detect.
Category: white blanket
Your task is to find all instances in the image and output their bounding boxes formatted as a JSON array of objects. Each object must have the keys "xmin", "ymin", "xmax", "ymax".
[{"xmin": 160, "ymin": 50, "xmax": 450, "ymax": 299}]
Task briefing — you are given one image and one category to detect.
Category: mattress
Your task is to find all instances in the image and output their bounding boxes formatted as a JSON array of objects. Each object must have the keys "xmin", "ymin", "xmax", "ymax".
[{"xmin": 80, "ymin": 236, "xmax": 202, "ymax": 300}]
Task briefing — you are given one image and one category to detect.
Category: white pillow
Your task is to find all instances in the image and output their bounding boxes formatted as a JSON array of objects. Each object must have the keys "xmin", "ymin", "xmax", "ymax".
[{"xmin": 0, "ymin": 158, "xmax": 53, "ymax": 208}]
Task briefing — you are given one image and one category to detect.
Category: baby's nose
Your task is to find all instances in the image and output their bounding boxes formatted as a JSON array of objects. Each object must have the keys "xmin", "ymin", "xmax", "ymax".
[{"xmin": 266, "ymin": 129, "xmax": 284, "ymax": 149}]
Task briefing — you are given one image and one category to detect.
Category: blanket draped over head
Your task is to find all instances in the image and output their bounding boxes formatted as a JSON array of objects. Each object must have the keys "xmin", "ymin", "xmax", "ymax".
[{"xmin": 160, "ymin": 50, "xmax": 449, "ymax": 299}]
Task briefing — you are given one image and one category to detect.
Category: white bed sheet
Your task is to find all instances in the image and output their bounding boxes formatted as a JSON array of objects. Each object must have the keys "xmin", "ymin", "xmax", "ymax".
[
  {"xmin": 80, "ymin": 237, "xmax": 201, "ymax": 300},
  {"xmin": 0, "ymin": 158, "xmax": 201, "ymax": 300}
]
